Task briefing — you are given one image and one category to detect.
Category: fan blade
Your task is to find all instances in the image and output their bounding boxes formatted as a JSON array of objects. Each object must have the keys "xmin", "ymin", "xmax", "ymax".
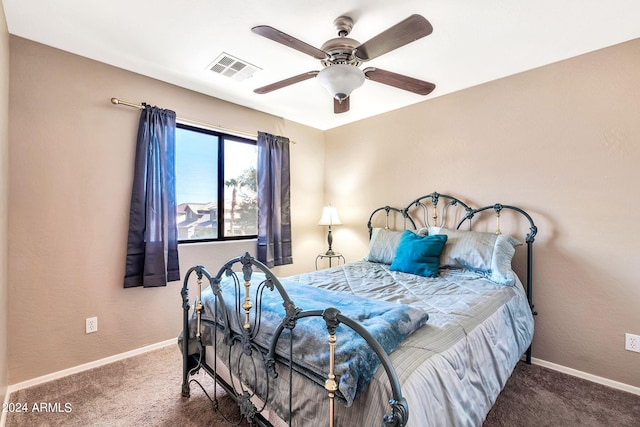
[
  {"xmin": 363, "ymin": 67, "xmax": 435, "ymax": 95},
  {"xmin": 334, "ymin": 96, "xmax": 350, "ymax": 114},
  {"xmin": 254, "ymin": 71, "xmax": 319, "ymax": 94},
  {"xmin": 252, "ymin": 25, "xmax": 328, "ymax": 60},
  {"xmin": 355, "ymin": 15, "xmax": 433, "ymax": 62}
]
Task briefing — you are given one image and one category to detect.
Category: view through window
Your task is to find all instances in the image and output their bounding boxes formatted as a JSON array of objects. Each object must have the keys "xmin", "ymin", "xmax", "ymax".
[{"xmin": 175, "ymin": 124, "xmax": 257, "ymax": 242}]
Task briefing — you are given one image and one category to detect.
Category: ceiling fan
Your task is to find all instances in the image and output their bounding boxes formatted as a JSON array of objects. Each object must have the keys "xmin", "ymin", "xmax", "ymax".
[{"xmin": 252, "ymin": 14, "xmax": 436, "ymax": 114}]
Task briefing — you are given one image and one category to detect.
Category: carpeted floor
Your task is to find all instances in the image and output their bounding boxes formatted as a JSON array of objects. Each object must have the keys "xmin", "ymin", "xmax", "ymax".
[
  {"xmin": 484, "ymin": 361, "xmax": 640, "ymax": 426},
  {"xmin": 5, "ymin": 344, "xmax": 640, "ymax": 426},
  {"xmin": 5, "ymin": 345, "xmax": 247, "ymax": 427}
]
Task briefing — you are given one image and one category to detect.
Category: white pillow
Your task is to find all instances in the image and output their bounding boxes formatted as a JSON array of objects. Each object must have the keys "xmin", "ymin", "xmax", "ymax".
[
  {"xmin": 428, "ymin": 227, "xmax": 522, "ymax": 285},
  {"xmin": 363, "ymin": 228, "xmax": 427, "ymax": 265},
  {"xmin": 363, "ymin": 228, "xmax": 404, "ymax": 265}
]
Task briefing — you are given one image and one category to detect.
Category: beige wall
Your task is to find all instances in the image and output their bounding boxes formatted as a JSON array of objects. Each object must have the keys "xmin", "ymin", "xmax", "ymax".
[
  {"xmin": 7, "ymin": 36, "xmax": 325, "ymax": 384},
  {"xmin": 1, "ymin": 0, "xmax": 9, "ymax": 403},
  {"xmin": 325, "ymin": 38, "xmax": 640, "ymax": 388}
]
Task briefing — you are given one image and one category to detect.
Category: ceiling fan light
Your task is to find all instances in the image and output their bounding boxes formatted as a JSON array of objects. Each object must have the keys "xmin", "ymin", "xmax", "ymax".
[{"xmin": 317, "ymin": 64, "xmax": 365, "ymax": 100}]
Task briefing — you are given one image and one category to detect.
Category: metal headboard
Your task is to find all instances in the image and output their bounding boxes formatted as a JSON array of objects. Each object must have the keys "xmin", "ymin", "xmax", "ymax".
[
  {"xmin": 366, "ymin": 192, "xmax": 475, "ymax": 236},
  {"xmin": 367, "ymin": 191, "xmax": 538, "ymax": 364}
]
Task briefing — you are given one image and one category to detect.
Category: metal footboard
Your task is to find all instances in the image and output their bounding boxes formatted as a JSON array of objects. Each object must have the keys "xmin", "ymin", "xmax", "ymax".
[{"xmin": 180, "ymin": 252, "xmax": 409, "ymax": 427}]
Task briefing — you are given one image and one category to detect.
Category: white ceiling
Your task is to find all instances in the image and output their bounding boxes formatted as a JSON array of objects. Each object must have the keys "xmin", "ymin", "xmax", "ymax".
[{"xmin": 4, "ymin": 0, "xmax": 640, "ymax": 130}]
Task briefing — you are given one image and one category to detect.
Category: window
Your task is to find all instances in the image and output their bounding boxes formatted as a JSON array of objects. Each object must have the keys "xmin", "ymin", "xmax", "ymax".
[{"xmin": 175, "ymin": 123, "xmax": 257, "ymax": 242}]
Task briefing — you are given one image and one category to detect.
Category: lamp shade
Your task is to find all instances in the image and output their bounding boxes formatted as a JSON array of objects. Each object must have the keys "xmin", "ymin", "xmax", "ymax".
[
  {"xmin": 316, "ymin": 64, "xmax": 365, "ymax": 101},
  {"xmin": 318, "ymin": 205, "xmax": 342, "ymax": 226}
]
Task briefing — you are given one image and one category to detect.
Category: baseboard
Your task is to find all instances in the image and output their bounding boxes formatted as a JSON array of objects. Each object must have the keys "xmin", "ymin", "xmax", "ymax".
[
  {"xmin": 531, "ymin": 357, "xmax": 640, "ymax": 396},
  {"xmin": 5, "ymin": 339, "xmax": 175, "ymax": 395}
]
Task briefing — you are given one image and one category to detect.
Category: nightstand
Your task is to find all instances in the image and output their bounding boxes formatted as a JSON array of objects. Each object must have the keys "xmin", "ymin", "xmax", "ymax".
[{"xmin": 315, "ymin": 253, "xmax": 345, "ymax": 270}]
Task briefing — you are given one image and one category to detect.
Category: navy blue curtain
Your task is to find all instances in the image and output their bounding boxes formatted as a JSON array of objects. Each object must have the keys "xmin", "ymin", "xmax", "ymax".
[
  {"xmin": 257, "ymin": 132, "xmax": 293, "ymax": 267},
  {"xmin": 124, "ymin": 104, "xmax": 180, "ymax": 288}
]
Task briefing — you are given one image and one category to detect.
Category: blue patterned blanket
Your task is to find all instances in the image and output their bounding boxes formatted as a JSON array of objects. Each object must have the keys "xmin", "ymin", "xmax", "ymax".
[{"xmin": 195, "ymin": 272, "xmax": 429, "ymax": 406}]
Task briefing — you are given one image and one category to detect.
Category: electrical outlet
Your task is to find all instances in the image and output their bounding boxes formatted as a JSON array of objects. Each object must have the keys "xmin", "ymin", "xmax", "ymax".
[
  {"xmin": 625, "ymin": 333, "xmax": 640, "ymax": 353},
  {"xmin": 86, "ymin": 317, "xmax": 98, "ymax": 334}
]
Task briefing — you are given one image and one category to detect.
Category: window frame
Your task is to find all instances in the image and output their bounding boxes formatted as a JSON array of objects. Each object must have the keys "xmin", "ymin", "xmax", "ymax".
[{"xmin": 176, "ymin": 122, "xmax": 258, "ymax": 244}]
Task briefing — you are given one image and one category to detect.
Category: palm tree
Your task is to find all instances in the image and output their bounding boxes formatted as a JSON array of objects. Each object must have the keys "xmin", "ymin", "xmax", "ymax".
[
  {"xmin": 224, "ymin": 178, "xmax": 243, "ymax": 235},
  {"xmin": 225, "ymin": 166, "xmax": 257, "ymax": 235},
  {"xmin": 236, "ymin": 167, "xmax": 257, "ymax": 234}
]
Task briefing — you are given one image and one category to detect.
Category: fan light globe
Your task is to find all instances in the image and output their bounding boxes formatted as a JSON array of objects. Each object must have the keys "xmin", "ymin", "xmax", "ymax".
[{"xmin": 317, "ymin": 64, "xmax": 365, "ymax": 101}]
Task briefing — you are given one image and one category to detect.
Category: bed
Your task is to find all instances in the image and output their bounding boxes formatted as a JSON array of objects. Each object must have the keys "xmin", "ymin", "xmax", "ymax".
[{"xmin": 179, "ymin": 191, "xmax": 538, "ymax": 426}]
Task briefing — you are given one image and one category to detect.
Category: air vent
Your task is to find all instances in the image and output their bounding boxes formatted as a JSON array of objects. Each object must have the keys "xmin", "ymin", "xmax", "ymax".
[{"xmin": 208, "ymin": 53, "xmax": 260, "ymax": 82}]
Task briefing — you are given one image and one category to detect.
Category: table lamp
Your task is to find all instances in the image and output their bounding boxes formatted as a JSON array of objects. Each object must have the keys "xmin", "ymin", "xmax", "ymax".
[{"xmin": 318, "ymin": 205, "xmax": 342, "ymax": 256}]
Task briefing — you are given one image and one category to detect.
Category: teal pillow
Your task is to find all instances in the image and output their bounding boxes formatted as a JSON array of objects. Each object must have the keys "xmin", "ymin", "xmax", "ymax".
[{"xmin": 389, "ymin": 231, "xmax": 448, "ymax": 277}]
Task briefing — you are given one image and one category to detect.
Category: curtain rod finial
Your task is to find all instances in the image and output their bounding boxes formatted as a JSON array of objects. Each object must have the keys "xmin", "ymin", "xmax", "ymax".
[{"xmin": 111, "ymin": 97, "xmax": 120, "ymax": 105}]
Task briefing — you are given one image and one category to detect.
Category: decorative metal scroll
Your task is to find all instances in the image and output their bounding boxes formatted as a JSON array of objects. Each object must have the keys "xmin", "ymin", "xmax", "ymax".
[
  {"xmin": 367, "ymin": 206, "xmax": 416, "ymax": 237},
  {"xmin": 404, "ymin": 192, "xmax": 474, "ymax": 229},
  {"xmin": 265, "ymin": 307, "xmax": 409, "ymax": 427},
  {"xmin": 181, "ymin": 252, "xmax": 409, "ymax": 427}
]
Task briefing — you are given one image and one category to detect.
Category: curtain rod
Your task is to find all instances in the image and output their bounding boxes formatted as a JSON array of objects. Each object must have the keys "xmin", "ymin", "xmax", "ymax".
[{"xmin": 110, "ymin": 97, "xmax": 295, "ymax": 143}]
